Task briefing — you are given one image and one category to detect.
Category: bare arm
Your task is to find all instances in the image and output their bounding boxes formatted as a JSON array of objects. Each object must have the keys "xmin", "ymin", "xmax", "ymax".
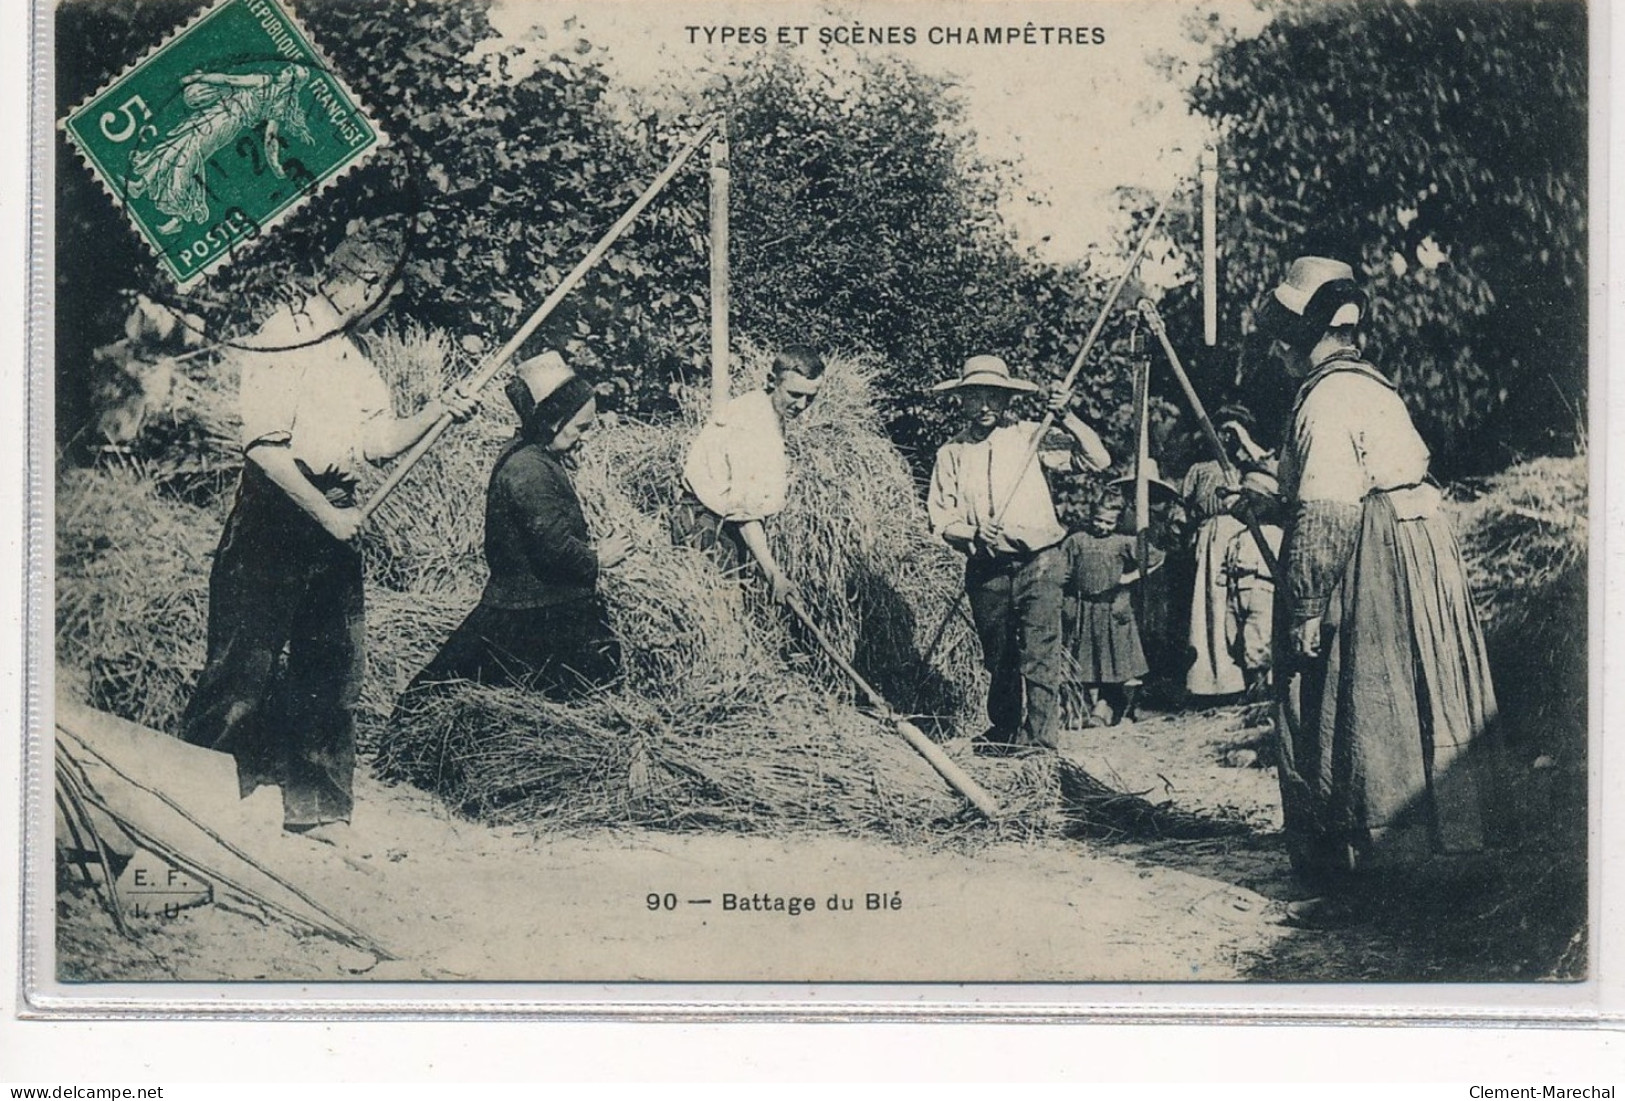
[
  {"xmin": 1059, "ymin": 411, "xmax": 1111, "ymax": 472},
  {"xmin": 362, "ymin": 387, "xmax": 480, "ymax": 464},
  {"xmin": 738, "ymin": 519, "xmax": 795, "ymax": 603},
  {"xmin": 247, "ymin": 445, "xmax": 359, "ymax": 543}
]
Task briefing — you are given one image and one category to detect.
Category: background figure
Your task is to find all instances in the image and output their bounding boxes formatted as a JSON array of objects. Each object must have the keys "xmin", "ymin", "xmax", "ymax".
[
  {"xmin": 180, "ymin": 229, "xmax": 479, "ymax": 840},
  {"xmin": 927, "ymin": 354, "xmax": 1111, "ymax": 753},
  {"xmin": 1259, "ymin": 256, "xmax": 1501, "ymax": 928},
  {"xmin": 1181, "ymin": 452, "xmax": 1247, "ymax": 698},
  {"xmin": 398, "ymin": 352, "xmax": 628, "ymax": 703},
  {"xmin": 1060, "ymin": 493, "xmax": 1163, "ymax": 727},
  {"xmin": 1221, "ymin": 472, "xmax": 1284, "ymax": 702},
  {"xmin": 1109, "ymin": 457, "xmax": 1186, "ymax": 702},
  {"xmin": 671, "ymin": 345, "xmax": 825, "ymax": 603}
]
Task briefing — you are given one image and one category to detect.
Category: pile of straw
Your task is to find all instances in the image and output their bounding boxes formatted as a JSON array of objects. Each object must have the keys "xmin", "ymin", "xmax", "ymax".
[
  {"xmin": 366, "ymin": 336, "xmax": 1010, "ymax": 832},
  {"xmin": 1450, "ymin": 452, "xmax": 1588, "ymax": 787},
  {"xmin": 56, "ymin": 467, "xmax": 220, "ymax": 732},
  {"xmin": 1449, "ymin": 452, "xmax": 1586, "ymax": 979},
  {"xmin": 1451, "ymin": 453, "xmax": 1588, "ymax": 635},
  {"xmin": 58, "ymin": 326, "xmax": 1021, "ymax": 836},
  {"xmin": 357, "ymin": 333, "xmax": 986, "ymax": 717}
]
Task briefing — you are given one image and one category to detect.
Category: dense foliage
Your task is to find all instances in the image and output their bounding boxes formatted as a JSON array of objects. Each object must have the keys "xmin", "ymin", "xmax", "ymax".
[
  {"xmin": 56, "ymin": 0, "xmax": 1150, "ymax": 474},
  {"xmin": 58, "ymin": 0, "xmax": 1587, "ymax": 480},
  {"xmin": 1186, "ymin": 0, "xmax": 1587, "ymax": 471}
]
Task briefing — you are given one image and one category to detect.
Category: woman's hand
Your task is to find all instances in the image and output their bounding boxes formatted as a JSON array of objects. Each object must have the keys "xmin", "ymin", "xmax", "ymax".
[
  {"xmin": 766, "ymin": 567, "xmax": 799, "ymax": 605},
  {"xmin": 317, "ymin": 504, "xmax": 362, "ymax": 544}
]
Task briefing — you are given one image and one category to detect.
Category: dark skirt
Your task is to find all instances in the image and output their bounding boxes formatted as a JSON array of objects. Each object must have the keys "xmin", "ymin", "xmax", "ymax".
[
  {"xmin": 1277, "ymin": 490, "xmax": 1501, "ymax": 884},
  {"xmin": 404, "ymin": 598, "xmax": 623, "ymax": 701},
  {"xmin": 1064, "ymin": 590, "xmax": 1150, "ymax": 685},
  {"xmin": 180, "ymin": 462, "xmax": 363, "ymax": 830}
]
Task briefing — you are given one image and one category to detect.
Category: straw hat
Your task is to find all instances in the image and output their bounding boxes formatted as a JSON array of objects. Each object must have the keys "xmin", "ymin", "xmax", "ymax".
[
  {"xmin": 1109, "ymin": 456, "xmax": 1181, "ymax": 500},
  {"xmin": 931, "ymin": 354, "xmax": 1041, "ymax": 394},
  {"xmin": 514, "ymin": 350, "xmax": 574, "ymax": 403}
]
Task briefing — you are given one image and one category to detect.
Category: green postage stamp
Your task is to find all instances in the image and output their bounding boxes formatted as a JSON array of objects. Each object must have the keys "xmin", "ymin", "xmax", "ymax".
[{"xmin": 61, "ymin": 0, "xmax": 384, "ymax": 288}]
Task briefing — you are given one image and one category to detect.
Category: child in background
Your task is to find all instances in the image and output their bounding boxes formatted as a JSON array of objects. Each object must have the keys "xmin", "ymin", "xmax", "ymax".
[
  {"xmin": 1221, "ymin": 473, "xmax": 1285, "ymax": 703},
  {"xmin": 1060, "ymin": 493, "xmax": 1163, "ymax": 726}
]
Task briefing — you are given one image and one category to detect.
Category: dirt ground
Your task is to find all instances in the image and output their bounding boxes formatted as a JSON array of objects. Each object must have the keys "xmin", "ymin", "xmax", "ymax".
[{"xmin": 51, "ymin": 701, "xmax": 1584, "ymax": 990}]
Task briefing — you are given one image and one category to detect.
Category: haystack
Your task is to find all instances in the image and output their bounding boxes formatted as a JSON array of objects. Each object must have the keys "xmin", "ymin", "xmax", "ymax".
[
  {"xmin": 59, "ymin": 325, "xmax": 1041, "ymax": 838},
  {"xmin": 1450, "ymin": 453, "xmax": 1588, "ymax": 790},
  {"xmin": 366, "ymin": 332, "xmax": 1018, "ymax": 835},
  {"xmin": 1445, "ymin": 452, "xmax": 1588, "ymax": 977}
]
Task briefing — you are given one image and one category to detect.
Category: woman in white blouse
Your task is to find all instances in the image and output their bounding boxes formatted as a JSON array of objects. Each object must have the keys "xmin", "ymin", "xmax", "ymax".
[{"xmin": 1256, "ymin": 256, "xmax": 1501, "ymax": 928}]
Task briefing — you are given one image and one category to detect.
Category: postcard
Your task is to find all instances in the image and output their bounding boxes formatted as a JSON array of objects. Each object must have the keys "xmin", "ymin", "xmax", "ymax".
[{"xmin": 28, "ymin": 0, "xmax": 1600, "ymax": 1017}]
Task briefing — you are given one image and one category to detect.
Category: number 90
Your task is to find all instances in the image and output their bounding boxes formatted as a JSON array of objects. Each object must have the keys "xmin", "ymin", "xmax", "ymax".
[{"xmin": 646, "ymin": 892, "xmax": 676, "ymax": 911}]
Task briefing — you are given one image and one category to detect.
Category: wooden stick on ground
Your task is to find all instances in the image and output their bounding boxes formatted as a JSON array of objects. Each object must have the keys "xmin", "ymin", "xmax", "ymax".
[{"xmin": 784, "ymin": 596, "xmax": 1003, "ymax": 820}]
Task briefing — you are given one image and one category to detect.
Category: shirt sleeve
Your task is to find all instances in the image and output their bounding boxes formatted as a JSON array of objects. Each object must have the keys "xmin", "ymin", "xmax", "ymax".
[
  {"xmin": 355, "ymin": 360, "xmax": 392, "ymax": 424},
  {"xmin": 1286, "ymin": 374, "xmax": 1390, "ymax": 619},
  {"xmin": 1286, "ymin": 500, "xmax": 1361, "ymax": 620},
  {"xmin": 1292, "ymin": 375, "xmax": 1377, "ymax": 504},
  {"xmin": 926, "ymin": 444, "xmax": 962, "ymax": 543},
  {"xmin": 237, "ymin": 354, "xmax": 299, "ymax": 452},
  {"xmin": 682, "ymin": 418, "xmax": 735, "ymax": 517},
  {"xmin": 354, "ymin": 358, "xmax": 396, "ymax": 464}
]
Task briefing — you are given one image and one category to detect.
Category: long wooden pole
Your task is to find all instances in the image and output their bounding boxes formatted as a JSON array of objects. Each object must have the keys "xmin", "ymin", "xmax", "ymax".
[
  {"xmin": 986, "ymin": 193, "xmax": 1172, "ymax": 529},
  {"xmin": 1138, "ymin": 298, "xmax": 1283, "ymax": 587},
  {"xmin": 785, "ymin": 596, "xmax": 1003, "ymax": 820},
  {"xmin": 356, "ymin": 117, "xmax": 721, "ymax": 525},
  {"xmin": 909, "ymin": 194, "xmax": 1172, "ymax": 688},
  {"xmin": 708, "ymin": 125, "xmax": 731, "ymax": 419},
  {"xmin": 1201, "ymin": 146, "xmax": 1218, "ymax": 347},
  {"xmin": 1131, "ymin": 325, "xmax": 1152, "ymax": 626}
]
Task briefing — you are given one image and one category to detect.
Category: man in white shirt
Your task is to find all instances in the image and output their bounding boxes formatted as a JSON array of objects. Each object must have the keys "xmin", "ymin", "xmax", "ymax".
[
  {"xmin": 671, "ymin": 345, "xmax": 825, "ymax": 602},
  {"xmin": 180, "ymin": 229, "xmax": 478, "ymax": 842},
  {"xmin": 927, "ymin": 354, "xmax": 1111, "ymax": 752}
]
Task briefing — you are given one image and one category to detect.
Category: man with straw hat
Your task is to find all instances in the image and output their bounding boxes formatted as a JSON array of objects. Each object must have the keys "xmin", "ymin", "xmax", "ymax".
[
  {"xmin": 1254, "ymin": 255, "xmax": 1500, "ymax": 927},
  {"xmin": 397, "ymin": 350, "xmax": 627, "ymax": 705},
  {"xmin": 180, "ymin": 226, "xmax": 480, "ymax": 844},
  {"xmin": 927, "ymin": 354, "xmax": 1112, "ymax": 754}
]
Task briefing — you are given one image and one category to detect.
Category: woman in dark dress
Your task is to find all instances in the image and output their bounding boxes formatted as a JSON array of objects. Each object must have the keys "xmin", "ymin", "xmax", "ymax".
[{"xmin": 402, "ymin": 351, "xmax": 630, "ymax": 700}]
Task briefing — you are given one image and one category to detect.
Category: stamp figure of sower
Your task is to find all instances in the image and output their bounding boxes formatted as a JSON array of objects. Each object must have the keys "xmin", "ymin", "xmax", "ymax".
[
  {"xmin": 127, "ymin": 66, "xmax": 315, "ymax": 235},
  {"xmin": 62, "ymin": 0, "xmax": 383, "ymax": 286}
]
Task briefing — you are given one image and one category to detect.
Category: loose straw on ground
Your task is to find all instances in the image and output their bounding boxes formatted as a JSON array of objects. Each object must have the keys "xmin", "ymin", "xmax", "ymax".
[{"xmin": 786, "ymin": 594, "xmax": 1002, "ymax": 819}]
